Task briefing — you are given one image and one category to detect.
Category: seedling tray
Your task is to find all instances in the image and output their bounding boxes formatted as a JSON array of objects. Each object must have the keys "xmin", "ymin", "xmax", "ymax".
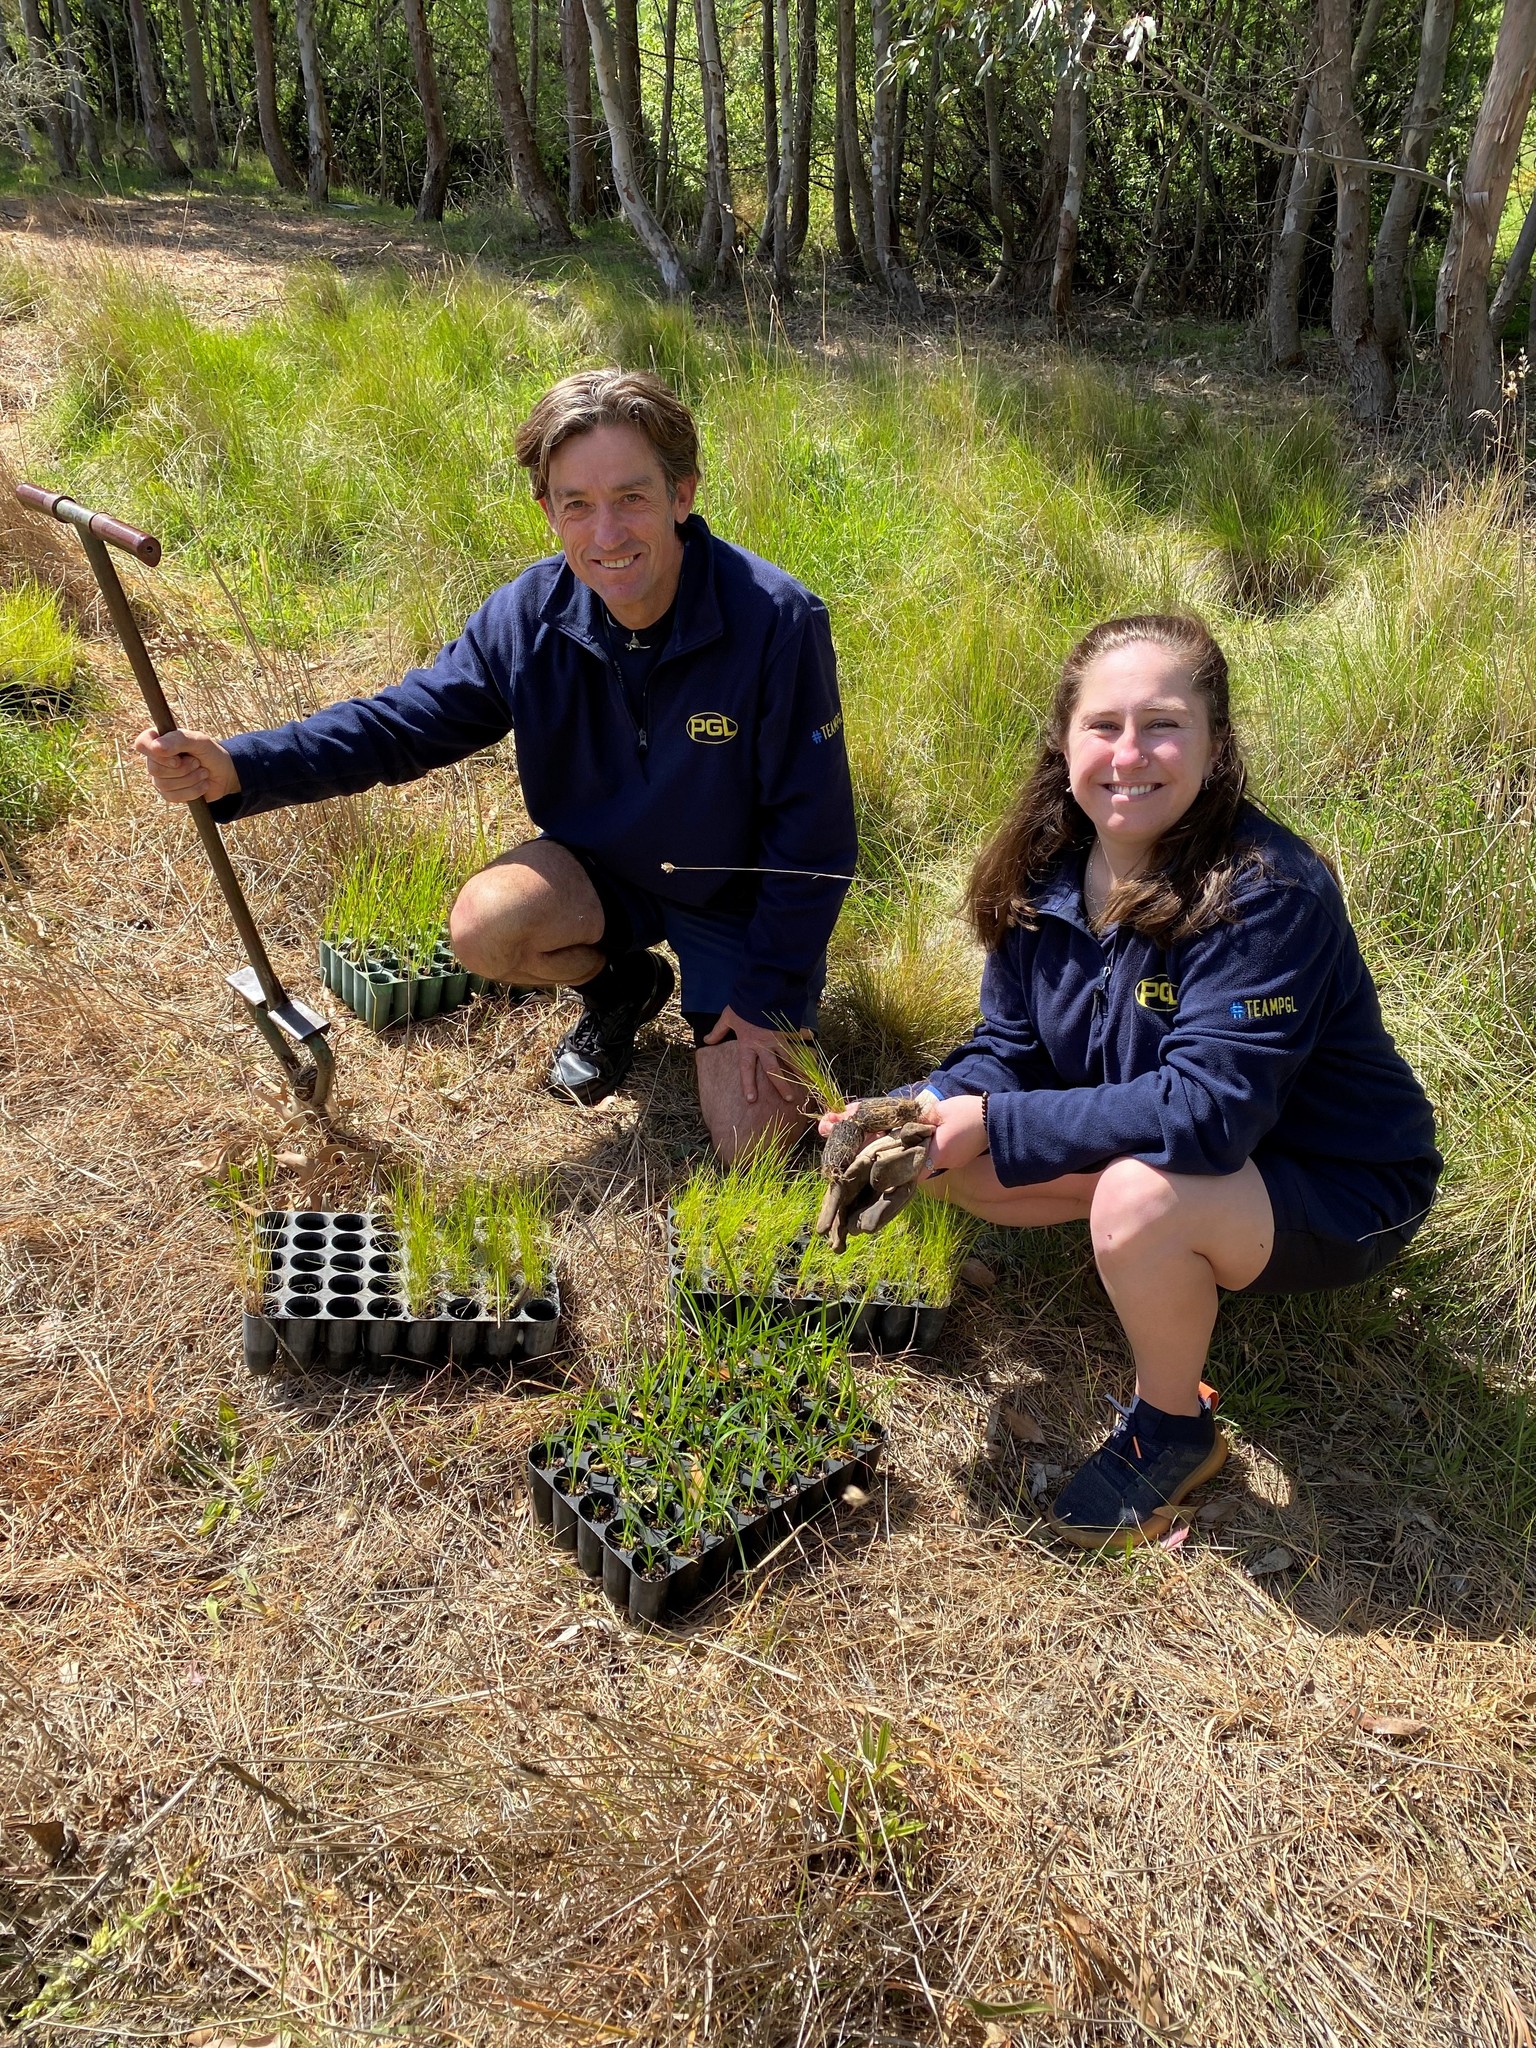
[
  {"xmin": 319, "ymin": 938, "xmax": 487, "ymax": 1030},
  {"xmin": 243, "ymin": 1209, "xmax": 560, "ymax": 1374},
  {"xmin": 666, "ymin": 1210, "xmax": 950, "ymax": 1355},
  {"xmin": 526, "ymin": 1424, "xmax": 884, "ymax": 1626}
]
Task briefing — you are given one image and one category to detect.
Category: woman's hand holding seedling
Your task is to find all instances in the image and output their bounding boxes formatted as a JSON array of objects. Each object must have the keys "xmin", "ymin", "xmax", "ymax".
[
  {"xmin": 914, "ymin": 1092, "xmax": 989, "ymax": 1177},
  {"xmin": 133, "ymin": 726, "xmax": 241, "ymax": 804}
]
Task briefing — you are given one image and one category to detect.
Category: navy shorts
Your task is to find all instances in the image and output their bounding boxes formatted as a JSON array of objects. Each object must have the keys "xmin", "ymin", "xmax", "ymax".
[
  {"xmin": 1241, "ymin": 1149, "xmax": 1442, "ymax": 1296},
  {"xmin": 560, "ymin": 843, "xmax": 825, "ymax": 1040}
]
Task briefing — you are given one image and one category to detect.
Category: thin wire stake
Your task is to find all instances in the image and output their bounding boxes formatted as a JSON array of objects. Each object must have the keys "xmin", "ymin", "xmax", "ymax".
[{"xmin": 659, "ymin": 861, "xmax": 864, "ymax": 883}]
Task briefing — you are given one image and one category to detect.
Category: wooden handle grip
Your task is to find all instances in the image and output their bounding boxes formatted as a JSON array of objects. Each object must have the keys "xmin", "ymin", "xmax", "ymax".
[{"xmin": 13, "ymin": 482, "xmax": 163, "ymax": 566}]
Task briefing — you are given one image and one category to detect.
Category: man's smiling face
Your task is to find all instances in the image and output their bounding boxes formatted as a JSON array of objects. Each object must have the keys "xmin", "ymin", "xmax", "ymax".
[{"xmin": 542, "ymin": 422, "xmax": 697, "ymax": 630}]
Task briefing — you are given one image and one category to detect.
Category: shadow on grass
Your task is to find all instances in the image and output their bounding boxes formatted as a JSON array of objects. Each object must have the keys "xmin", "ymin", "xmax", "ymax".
[{"xmin": 949, "ymin": 1224, "xmax": 1536, "ymax": 1642}]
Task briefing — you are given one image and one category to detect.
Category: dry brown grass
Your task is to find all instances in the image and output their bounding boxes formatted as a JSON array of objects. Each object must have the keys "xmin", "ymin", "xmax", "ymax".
[{"xmin": 2, "ymin": 621, "xmax": 1536, "ymax": 2046}]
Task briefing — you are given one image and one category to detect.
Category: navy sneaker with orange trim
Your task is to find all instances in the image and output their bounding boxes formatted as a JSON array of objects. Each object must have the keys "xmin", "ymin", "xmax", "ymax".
[{"xmin": 1047, "ymin": 1385, "xmax": 1227, "ymax": 1551}]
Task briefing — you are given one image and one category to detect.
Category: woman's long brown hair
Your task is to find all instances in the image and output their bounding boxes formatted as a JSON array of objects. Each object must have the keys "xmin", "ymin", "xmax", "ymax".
[{"xmin": 965, "ymin": 614, "xmax": 1254, "ymax": 951}]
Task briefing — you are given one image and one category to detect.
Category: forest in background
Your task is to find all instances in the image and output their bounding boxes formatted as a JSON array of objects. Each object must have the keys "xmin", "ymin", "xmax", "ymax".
[{"xmin": 5, "ymin": 0, "xmax": 1536, "ymax": 435}]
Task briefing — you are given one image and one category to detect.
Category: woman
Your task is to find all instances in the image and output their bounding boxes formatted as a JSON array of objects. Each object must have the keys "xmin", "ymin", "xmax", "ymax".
[{"xmin": 824, "ymin": 614, "xmax": 1440, "ymax": 1550}]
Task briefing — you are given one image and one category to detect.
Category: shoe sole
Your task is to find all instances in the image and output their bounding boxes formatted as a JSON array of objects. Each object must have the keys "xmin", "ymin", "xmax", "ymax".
[
  {"xmin": 1045, "ymin": 1431, "xmax": 1230, "ymax": 1553},
  {"xmin": 546, "ymin": 958, "xmax": 676, "ymax": 1105}
]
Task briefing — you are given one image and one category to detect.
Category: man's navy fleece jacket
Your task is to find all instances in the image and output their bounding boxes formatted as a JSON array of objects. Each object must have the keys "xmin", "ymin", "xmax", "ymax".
[
  {"xmin": 211, "ymin": 515, "xmax": 857, "ymax": 1028},
  {"xmin": 921, "ymin": 806, "xmax": 1439, "ymax": 1198}
]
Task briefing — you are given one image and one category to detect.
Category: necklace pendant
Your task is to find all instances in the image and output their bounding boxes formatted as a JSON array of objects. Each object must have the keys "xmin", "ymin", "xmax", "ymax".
[{"xmin": 626, "ymin": 630, "xmax": 646, "ymax": 651}]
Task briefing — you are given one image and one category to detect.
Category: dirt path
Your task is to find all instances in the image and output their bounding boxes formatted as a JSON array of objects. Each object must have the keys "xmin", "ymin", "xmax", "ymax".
[{"xmin": 0, "ymin": 184, "xmax": 465, "ymax": 428}]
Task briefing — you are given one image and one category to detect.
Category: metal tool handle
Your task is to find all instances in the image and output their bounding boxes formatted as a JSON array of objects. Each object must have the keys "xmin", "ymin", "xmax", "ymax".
[
  {"xmin": 13, "ymin": 482, "xmax": 163, "ymax": 566},
  {"xmin": 15, "ymin": 481, "xmax": 281, "ymax": 1005}
]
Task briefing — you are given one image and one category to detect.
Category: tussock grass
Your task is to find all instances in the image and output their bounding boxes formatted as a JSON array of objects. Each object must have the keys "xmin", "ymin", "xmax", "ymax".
[{"xmin": 0, "ymin": 579, "xmax": 84, "ymax": 712}]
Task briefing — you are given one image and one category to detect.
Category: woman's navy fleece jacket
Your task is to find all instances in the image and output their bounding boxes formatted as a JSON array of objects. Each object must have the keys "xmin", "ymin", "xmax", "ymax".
[
  {"xmin": 209, "ymin": 516, "xmax": 856, "ymax": 1029},
  {"xmin": 921, "ymin": 807, "xmax": 1440, "ymax": 1208}
]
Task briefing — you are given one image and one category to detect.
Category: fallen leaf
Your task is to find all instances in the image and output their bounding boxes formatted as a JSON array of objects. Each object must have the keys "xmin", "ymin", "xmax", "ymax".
[
  {"xmin": 960, "ymin": 1257, "xmax": 999, "ymax": 1291},
  {"xmin": 20, "ymin": 1818, "xmax": 69, "ymax": 1862},
  {"xmin": 1358, "ymin": 1712, "xmax": 1429, "ymax": 1738},
  {"xmin": 1246, "ymin": 1545, "xmax": 1294, "ymax": 1577},
  {"xmin": 274, "ymin": 1150, "xmax": 307, "ymax": 1169},
  {"xmin": 1195, "ymin": 1495, "xmax": 1241, "ymax": 1531},
  {"xmin": 998, "ymin": 1404, "xmax": 1045, "ymax": 1446},
  {"xmin": 1159, "ymin": 1523, "xmax": 1190, "ymax": 1552}
]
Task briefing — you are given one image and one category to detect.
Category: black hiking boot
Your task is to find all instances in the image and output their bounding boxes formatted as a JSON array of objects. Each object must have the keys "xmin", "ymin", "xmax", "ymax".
[
  {"xmin": 547, "ymin": 949, "xmax": 675, "ymax": 1106},
  {"xmin": 1047, "ymin": 1386, "xmax": 1227, "ymax": 1551}
]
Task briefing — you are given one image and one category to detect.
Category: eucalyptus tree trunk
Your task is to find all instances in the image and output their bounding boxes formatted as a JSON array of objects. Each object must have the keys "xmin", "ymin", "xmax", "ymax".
[
  {"xmin": 914, "ymin": 31, "xmax": 939, "ymax": 255},
  {"xmin": 1131, "ymin": 146, "xmax": 1174, "ymax": 315},
  {"xmin": 582, "ymin": 0, "xmax": 689, "ymax": 293},
  {"xmin": 612, "ymin": 0, "xmax": 643, "ymax": 167},
  {"xmin": 1316, "ymin": 0, "xmax": 1394, "ymax": 418},
  {"xmin": 1048, "ymin": 58, "xmax": 1090, "ymax": 319},
  {"xmin": 1025, "ymin": 71, "xmax": 1072, "ymax": 303},
  {"xmin": 528, "ymin": 0, "xmax": 539, "ymax": 128},
  {"xmin": 766, "ymin": 0, "xmax": 792, "ymax": 285},
  {"xmin": 402, "ymin": 0, "xmax": 449, "ymax": 218},
  {"xmin": 654, "ymin": 0, "xmax": 677, "ymax": 218},
  {"xmin": 562, "ymin": 0, "xmax": 597, "ymax": 220},
  {"xmin": 126, "ymin": 0, "xmax": 187, "ymax": 175},
  {"xmin": 490, "ymin": 0, "xmax": 574, "ymax": 238},
  {"xmin": 1491, "ymin": 188, "xmax": 1536, "ymax": 334},
  {"xmin": 983, "ymin": 64, "xmax": 1020, "ymax": 294},
  {"xmin": 870, "ymin": 0, "xmax": 916, "ymax": 300},
  {"xmin": 293, "ymin": 0, "xmax": 332, "ymax": 203},
  {"xmin": 249, "ymin": 0, "xmax": 303, "ymax": 191},
  {"xmin": 54, "ymin": 0, "xmax": 102, "ymax": 170},
  {"xmin": 787, "ymin": 0, "xmax": 814, "ymax": 256},
  {"xmin": 1438, "ymin": 0, "xmax": 1536, "ymax": 439},
  {"xmin": 1266, "ymin": 0, "xmax": 1390, "ymax": 367},
  {"xmin": 754, "ymin": 0, "xmax": 777, "ymax": 262},
  {"xmin": 17, "ymin": 0, "xmax": 76, "ymax": 174},
  {"xmin": 176, "ymin": 0, "xmax": 219, "ymax": 165},
  {"xmin": 692, "ymin": 0, "xmax": 735, "ymax": 283},
  {"xmin": 835, "ymin": 0, "xmax": 876, "ymax": 278},
  {"xmin": 831, "ymin": 107, "xmax": 858, "ymax": 266},
  {"xmin": 1, "ymin": 36, "xmax": 34, "ymax": 158},
  {"xmin": 1374, "ymin": 0, "xmax": 1456, "ymax": 360}
]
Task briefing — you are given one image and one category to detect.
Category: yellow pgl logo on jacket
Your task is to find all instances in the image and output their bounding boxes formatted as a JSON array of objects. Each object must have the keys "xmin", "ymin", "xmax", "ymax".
[
  {"xmin": 1135, "ymin": 976, "xmax": 1179, "ymax": 1014},
  {"xmin": 687, "ymin": 713, "xmax": 739, "ymax": 743}
]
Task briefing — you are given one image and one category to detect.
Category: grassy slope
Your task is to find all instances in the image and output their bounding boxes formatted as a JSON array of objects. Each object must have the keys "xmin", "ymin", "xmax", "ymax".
[{"xmin": 3, "ymin": 205, "xmax": 1536, "ymax": 2043}]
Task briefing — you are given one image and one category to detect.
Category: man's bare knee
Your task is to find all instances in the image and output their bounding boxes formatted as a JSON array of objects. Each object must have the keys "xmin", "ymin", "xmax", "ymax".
[
  {"xmin": 448, "ymin": 841, "xmax": 603, "ymax": 982},
  {"xmin": 448, "ymin": 871, "xmax": 536, "ymax": 981}
]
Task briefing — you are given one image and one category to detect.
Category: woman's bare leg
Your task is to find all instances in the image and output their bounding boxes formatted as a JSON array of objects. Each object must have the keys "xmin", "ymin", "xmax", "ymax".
[{"xmin": 925, "ymin": 1151, "xmax": 1274, "ymax": 1413}]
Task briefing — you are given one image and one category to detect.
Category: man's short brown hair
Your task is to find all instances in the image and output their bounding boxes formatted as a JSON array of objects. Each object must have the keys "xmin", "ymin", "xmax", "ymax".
[{"xmin": 514, "ymin": 369, "xmax": 700, "ymax": 501}]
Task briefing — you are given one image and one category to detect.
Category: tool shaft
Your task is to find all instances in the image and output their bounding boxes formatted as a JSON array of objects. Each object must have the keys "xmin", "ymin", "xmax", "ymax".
[{"xmin": 77, "ymin": 525, "xmax": 286, "ymax": 1012}]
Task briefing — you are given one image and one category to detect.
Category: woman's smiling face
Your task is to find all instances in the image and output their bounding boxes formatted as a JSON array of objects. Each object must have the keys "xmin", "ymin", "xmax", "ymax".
[{"xmin": 1065, "ymin": 641, "xmax": 1214, "ymax": 868}]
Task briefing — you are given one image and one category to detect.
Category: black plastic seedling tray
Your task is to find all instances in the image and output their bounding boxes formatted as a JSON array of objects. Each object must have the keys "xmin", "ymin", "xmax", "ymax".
[
  {"xmin": 243, "ymin": 1209, "xmax": 561, "ymax": 1374},
  {"xmin": 526, "ymin": 1426, "xmax": 885, "ymax": 1626},
  {"xmin": 666, "ymin": 1210, "xmax": 950, "ymax": 1355},
  {"xmin": 319, "ymin": 938, "xmax": 487, "ymax": 1029}
]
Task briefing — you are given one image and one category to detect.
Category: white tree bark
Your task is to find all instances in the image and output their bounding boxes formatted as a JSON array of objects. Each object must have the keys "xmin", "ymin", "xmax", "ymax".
[
  {"xmin": 1438, "ymin": 0, "xmax": 1536, "ymax": 439},
  {"xmin": 581, "ymin": 0, "xmax": 689, "ymax": 295},
  {"xmin": 1373, "ymin": 0, "xmax": 1456, "ymax": 359}
]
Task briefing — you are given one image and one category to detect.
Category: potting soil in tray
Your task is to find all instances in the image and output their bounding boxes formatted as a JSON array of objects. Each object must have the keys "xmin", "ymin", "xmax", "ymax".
[
  {"xmin": 244, "ymin": 1209, "xmax": 561, "ymax": 1374},
  {"xmin": 526, "ymin": 1424, "xmax": 884, "ymax": 1626},
  {"xmin": 666, "ymin": 1209, "xmax": 950, "ymax": 1355},
  {"xmin": 319, "ymin": 938, "xmax": 487, "ymax": 1029}
]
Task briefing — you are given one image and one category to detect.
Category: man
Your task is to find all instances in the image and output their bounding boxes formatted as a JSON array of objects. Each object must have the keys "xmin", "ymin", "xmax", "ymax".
[{"xmin": 134, "ymin": 369, "xmax": 857, "ymax": 1158}]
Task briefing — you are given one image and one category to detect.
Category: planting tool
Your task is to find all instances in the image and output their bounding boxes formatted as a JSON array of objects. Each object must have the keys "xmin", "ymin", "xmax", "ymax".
[{"xmin": 15, "ymin": 483, "xmax": 334, "ymax": 1115}]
